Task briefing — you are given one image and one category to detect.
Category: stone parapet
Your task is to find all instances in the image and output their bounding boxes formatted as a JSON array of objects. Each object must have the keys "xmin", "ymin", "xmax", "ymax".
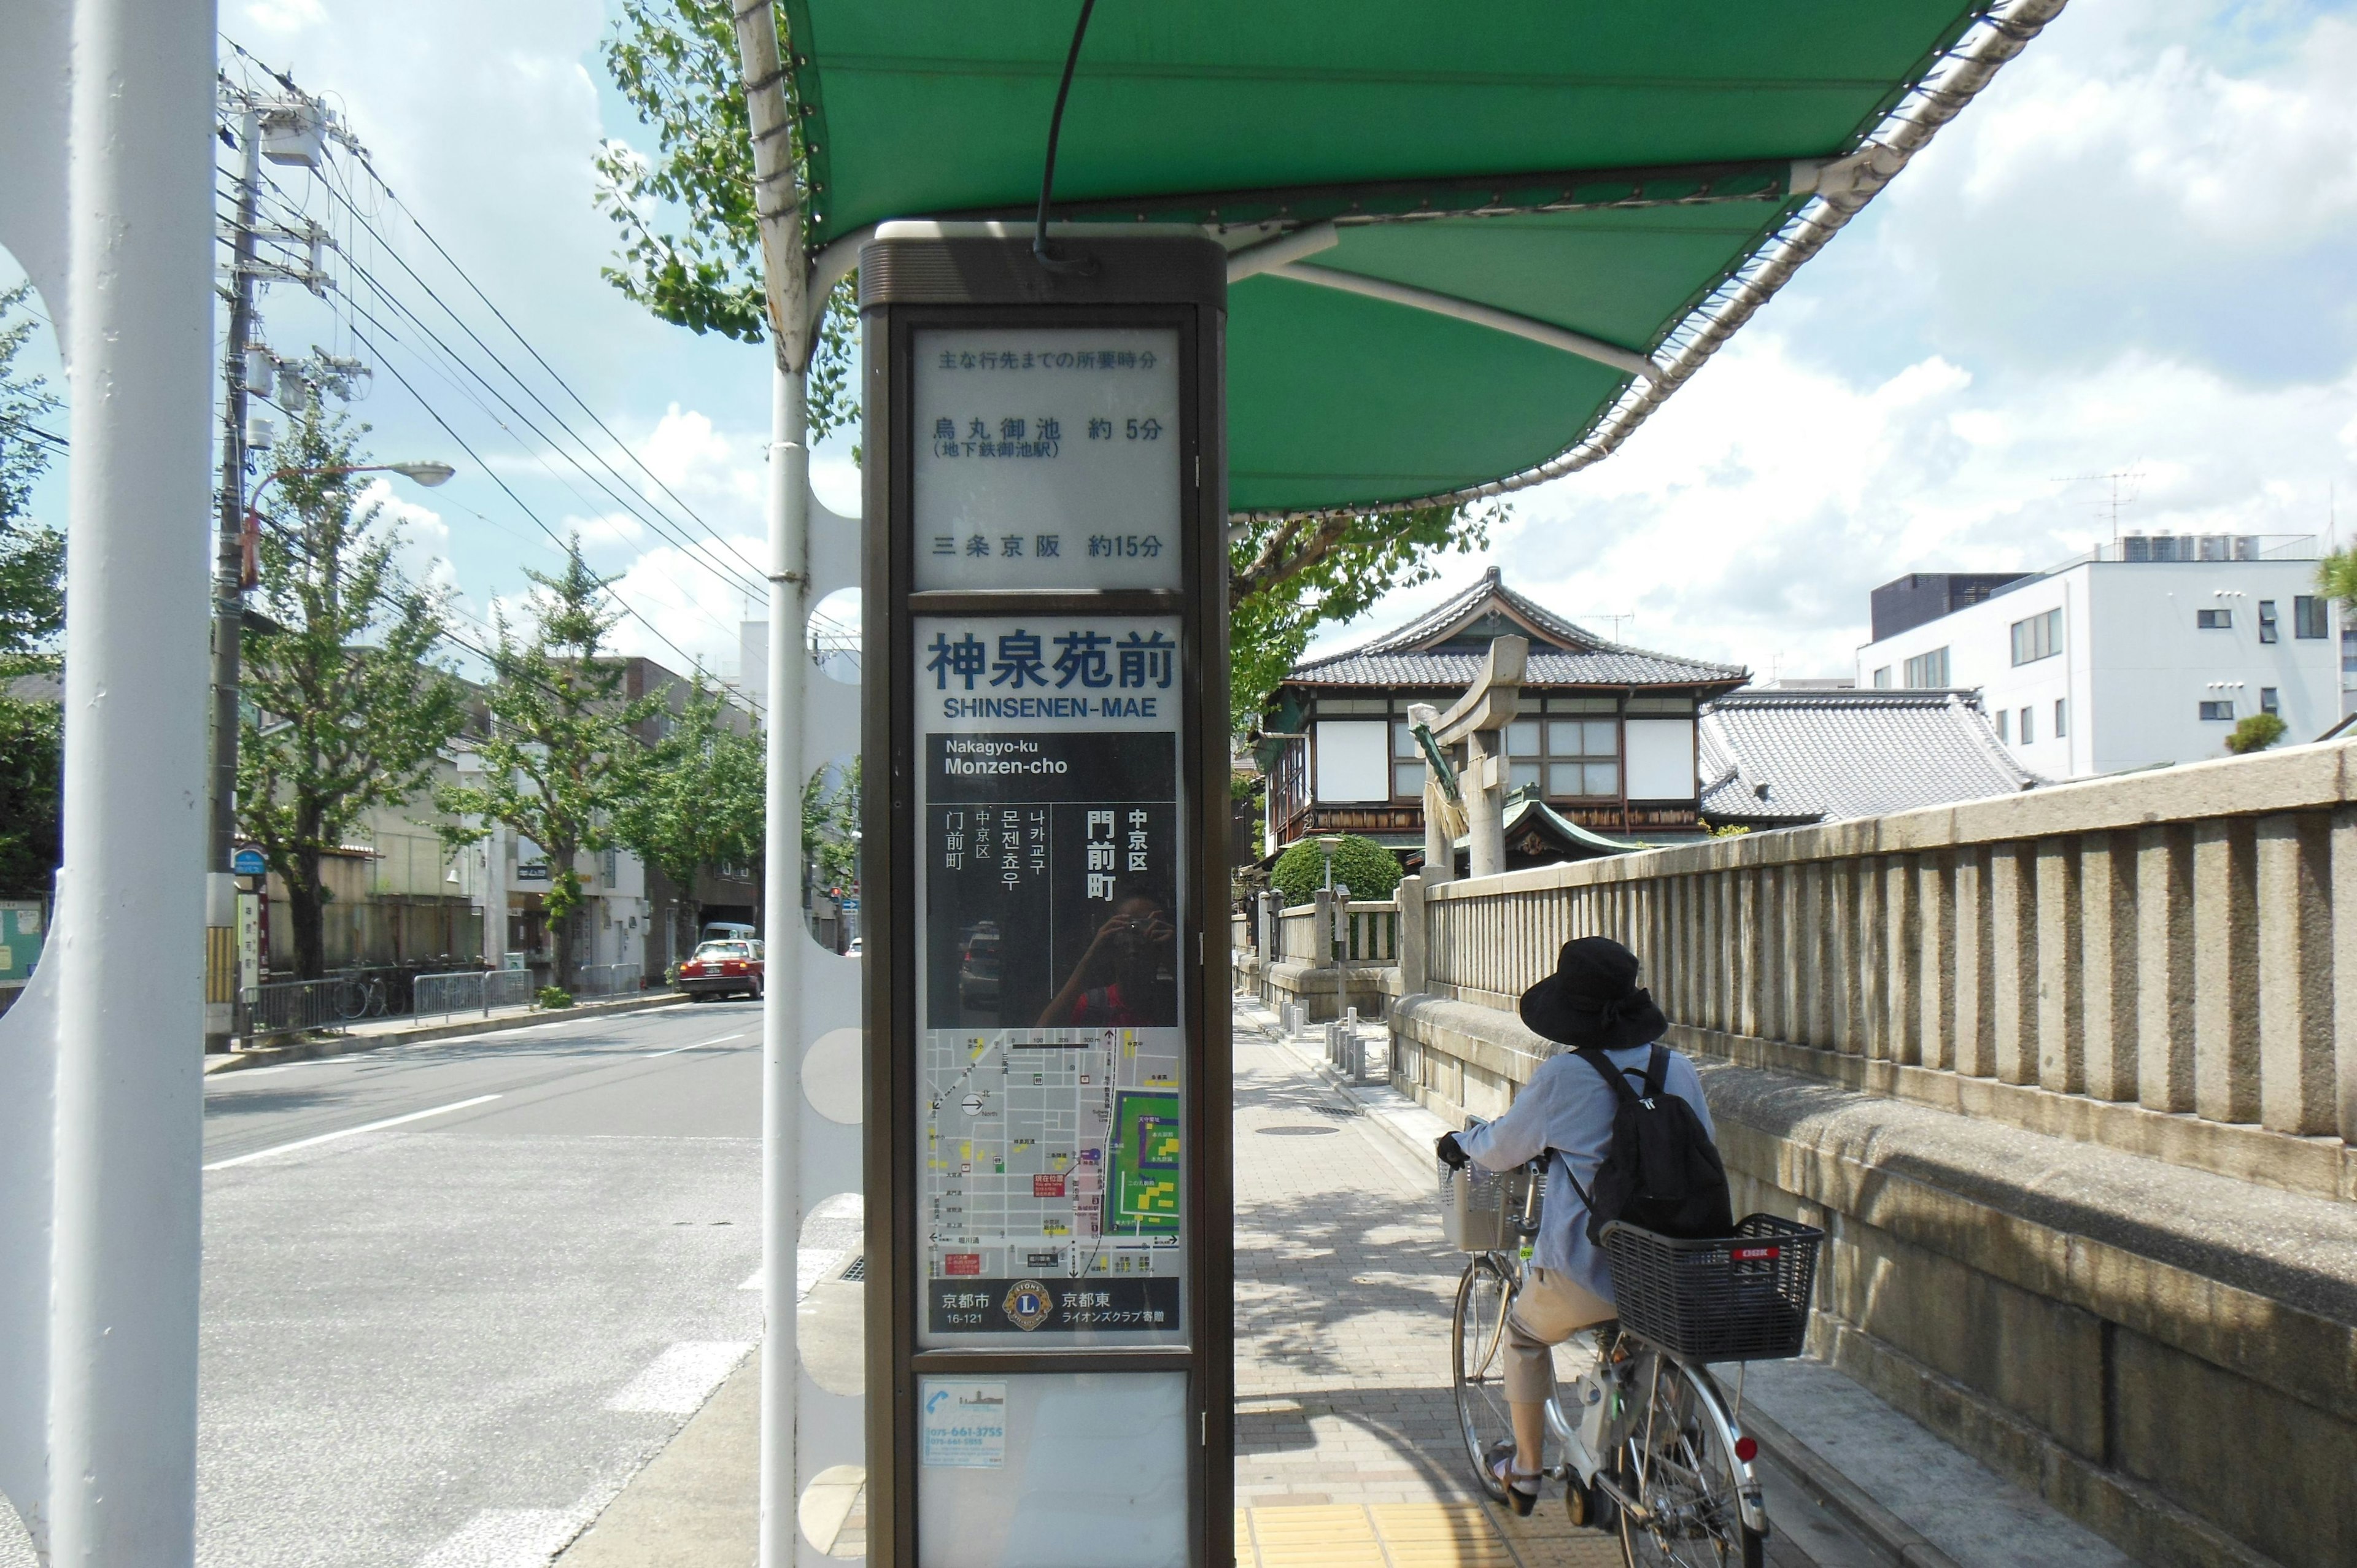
[{"xmin": 1382, "ymin": 741, "xmax": 2357, "ymax": 1567}]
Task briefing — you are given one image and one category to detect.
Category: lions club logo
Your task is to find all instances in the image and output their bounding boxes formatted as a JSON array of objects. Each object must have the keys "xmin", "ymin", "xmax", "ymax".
[{"xmin": 1003, "ymin": 1279, "xmax": 1053, "ymax": 1332}]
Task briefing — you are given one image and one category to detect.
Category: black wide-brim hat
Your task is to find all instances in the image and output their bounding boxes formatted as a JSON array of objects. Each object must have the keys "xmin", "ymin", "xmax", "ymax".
[{"xmin": 1519, "ymin": 935, "xmax": 1668, "ymax": 1052}]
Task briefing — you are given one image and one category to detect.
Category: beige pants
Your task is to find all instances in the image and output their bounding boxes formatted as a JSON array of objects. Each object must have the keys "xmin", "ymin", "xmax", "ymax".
[{"xmin": 1504, "ymin": 1266, "xmax": 1615, "ymax": 1405}]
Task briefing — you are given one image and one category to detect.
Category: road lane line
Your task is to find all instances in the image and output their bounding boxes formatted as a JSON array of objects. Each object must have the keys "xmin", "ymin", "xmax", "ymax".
[
  {"xmin": 643, "ymin": 1032, "xmax": 743, "ymax": 1059},
  {"xmin": 203, "ymin": 1094, "xmax": 503, "ymax": 1170},
  {"xmin": 605, "ymin": 1340, "xmax": 752, "ymax": 1414}
]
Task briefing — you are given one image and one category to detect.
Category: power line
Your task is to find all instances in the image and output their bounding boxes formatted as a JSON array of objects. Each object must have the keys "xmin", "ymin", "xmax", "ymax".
[
  {"xmin": 322, "ymin": 149, "xmax": 762, "ymax": 584},
  {"xmin": 0, "ymin": 411, "xmax": 68, "ymax": 450},
  {"xmin": 243, "ymin": 167, "xmax": 773, "ymax": 635},
  {"xmin": 344, "ymin": 317, "xmax": 758, "ymax": 710},
  {"xmin": 214, "ymin": 39, "xmax": 778, "ymax": 707},
  {"xmin": 296, "ymin": 167, "xmax": 771, "ymax": 600}
]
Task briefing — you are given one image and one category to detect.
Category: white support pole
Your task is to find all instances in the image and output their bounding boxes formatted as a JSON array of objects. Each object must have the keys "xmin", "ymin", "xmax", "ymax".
[
  {"xmin": 759, "ymin": 363, "xmax": 809, "ymax": 1566},
  {"xmin": 50, "ymin": 0, "xmax": 219, "ymax": 1559}
]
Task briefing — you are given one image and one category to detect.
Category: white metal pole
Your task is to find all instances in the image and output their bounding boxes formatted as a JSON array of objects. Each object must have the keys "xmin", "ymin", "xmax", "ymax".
[
  {"xmin": 759, "ymin": 363, "xmax": 808, "ymax": 1566},
  {"xmin": 50, "ymin": 0, "xmax": 219, "ymax": 1559}
]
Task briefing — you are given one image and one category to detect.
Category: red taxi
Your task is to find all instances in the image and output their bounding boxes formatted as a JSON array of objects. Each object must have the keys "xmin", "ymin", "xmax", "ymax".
[{"xmin": 676, "ymin": 938, "xmax": 764, "ymax": 1000}]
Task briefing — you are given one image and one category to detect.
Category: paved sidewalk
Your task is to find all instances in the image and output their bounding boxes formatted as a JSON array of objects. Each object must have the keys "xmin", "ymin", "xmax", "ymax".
[
  {"xmin": 202, "ymin": 991, "xmax": 689, "ymax": 1075},
  {"xmin": 1229, "ymin": 1003, "xmax": 1620, "ymax": 1567}
]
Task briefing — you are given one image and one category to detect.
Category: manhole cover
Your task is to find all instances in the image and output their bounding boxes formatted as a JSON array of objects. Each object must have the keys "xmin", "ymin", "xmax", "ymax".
[{"xmin": 1255, "ymin": 1124, "xmax": 1340, "ymax": 1137}]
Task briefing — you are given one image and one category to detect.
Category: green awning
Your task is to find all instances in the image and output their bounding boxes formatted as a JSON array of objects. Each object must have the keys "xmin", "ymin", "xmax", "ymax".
[{"xmin": 783, "ymin": 2, "xmax": 2037, "ymax": 516}]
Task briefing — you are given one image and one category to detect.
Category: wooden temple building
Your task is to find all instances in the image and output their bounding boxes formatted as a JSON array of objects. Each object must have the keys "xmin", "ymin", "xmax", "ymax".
[{"xmin": 1255, "ymin": 568, "xmax": 1749, "ymax": 869}]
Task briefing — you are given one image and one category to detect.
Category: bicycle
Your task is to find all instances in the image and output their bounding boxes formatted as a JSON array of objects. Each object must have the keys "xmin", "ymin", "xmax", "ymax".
[{"xmin": 1444, "ymin": 1151, "xmax": 1821, "ymax": 1568}]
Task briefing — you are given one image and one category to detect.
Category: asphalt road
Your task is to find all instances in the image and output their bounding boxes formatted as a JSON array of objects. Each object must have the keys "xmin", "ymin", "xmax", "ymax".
[{"xmin": 193, "ymin": 1000, "xmax": 767, "ymax": 1568}]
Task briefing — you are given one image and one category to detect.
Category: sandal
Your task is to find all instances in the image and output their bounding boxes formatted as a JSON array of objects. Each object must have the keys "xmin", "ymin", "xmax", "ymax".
[{"xmin": 1488, "ymin": 1453, "xmax": 1544, "ymax": 1517}]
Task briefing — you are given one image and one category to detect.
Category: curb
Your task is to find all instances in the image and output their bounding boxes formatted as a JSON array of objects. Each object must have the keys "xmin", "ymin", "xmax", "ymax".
[
  {"xmin": 1740, "ymin": 1406, "xmax": 1964, "ymax": 1568},
  {"xmin": 202, "ymin": 992, "xmax": 692, "ymax": 1075}
]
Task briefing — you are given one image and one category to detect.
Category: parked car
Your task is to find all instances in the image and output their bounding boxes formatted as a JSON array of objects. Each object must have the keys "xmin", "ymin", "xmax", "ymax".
[{"xmin": 677, "ymin": 939, "xmax": 764, "ymax": 1000}]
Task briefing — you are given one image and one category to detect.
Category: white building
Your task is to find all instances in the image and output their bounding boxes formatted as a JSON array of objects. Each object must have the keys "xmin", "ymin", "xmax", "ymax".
[{"xmin": 1855, "ymin": 535, "xmax": 2337, "ymax": 779}]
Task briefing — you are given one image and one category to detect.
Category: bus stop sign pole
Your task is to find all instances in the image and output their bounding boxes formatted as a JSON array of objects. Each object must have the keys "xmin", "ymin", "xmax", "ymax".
[{"xmin": 860, "ymin": 223, "xmax": 1234, "ymax": 1568}]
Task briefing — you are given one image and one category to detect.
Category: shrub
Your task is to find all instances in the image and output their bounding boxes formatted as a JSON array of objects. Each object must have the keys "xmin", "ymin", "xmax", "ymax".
[
  {"xmin": 2226, "ymin": 712, "xmax": 2287, "ymax": 755},
  {"xmin": 536, "ymin": 985, "xmax": 575, "ymax": 1010},
  {"xmin": 1270, "ymin": 833, "xmax": 1403, "ymax": 906}
]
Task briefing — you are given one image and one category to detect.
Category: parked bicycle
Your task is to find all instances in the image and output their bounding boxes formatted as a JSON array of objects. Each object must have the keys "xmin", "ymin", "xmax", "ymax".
[{"xmin": 1445, "ymin": 1150, "xmax": 1821, "ymax": 1567}]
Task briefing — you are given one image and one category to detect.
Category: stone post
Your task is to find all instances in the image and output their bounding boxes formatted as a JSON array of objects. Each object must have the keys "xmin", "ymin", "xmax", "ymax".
[
  {"xmin": 1313, "ymin": 887, "xmax": 1335, "ymax": 970},
  {"xmin": 1398, "ymin": 872, "xmax": 1428, "ymax": 995},
  {"xmin": 1465, "ymin": 727, "xmax": 1506, "ymax": 880}
]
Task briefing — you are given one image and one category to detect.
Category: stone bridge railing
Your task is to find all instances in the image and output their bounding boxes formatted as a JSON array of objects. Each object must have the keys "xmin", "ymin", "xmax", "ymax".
[{"xmin": 1388, "ymin": 742, "xmax": 2357, "ymax": 1568}]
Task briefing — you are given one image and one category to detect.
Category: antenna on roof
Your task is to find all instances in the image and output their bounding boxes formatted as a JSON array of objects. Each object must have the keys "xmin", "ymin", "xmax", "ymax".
[
  {"xmin": 2050, "ymin": 468, "xmax": 2144, "ymax": 538},
  {"xmin": 1572, "ymin": 610, "xmax": 1635, "ymax": 641}
]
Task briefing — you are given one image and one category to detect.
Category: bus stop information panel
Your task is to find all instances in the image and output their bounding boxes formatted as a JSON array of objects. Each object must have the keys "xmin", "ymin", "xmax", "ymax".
[{"xmin": 861, "ymin": 228, "xmax": 1233, "ymax": 1568}]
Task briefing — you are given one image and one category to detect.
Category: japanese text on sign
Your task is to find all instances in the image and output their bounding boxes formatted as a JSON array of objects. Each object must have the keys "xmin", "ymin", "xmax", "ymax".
[{"xmin": 912, "ymin": 326, "xmax": 1182, "ymax": 592}]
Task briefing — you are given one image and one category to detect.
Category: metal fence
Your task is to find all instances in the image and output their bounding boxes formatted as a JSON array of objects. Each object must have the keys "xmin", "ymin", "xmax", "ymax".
[
  {"xmin": 412, "ymin": 967, "xmax": 539, "ymax": 1022},
  {"xmin": 572, "ymin": 963, "xmax": 643, "ymax": 1000},
  {"xmin": 242, "ymin": 977, "xmax": 354, "ymax": 1038}
]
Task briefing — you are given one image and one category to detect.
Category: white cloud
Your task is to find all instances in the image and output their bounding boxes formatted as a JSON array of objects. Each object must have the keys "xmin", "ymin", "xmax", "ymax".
[
  {"xmin": 355, "ymin": 477, "xmax": 457, "ymax": 597},
  {"xmin": 602, "ymin": 534, "xmax": 768, "ymax": 679}
]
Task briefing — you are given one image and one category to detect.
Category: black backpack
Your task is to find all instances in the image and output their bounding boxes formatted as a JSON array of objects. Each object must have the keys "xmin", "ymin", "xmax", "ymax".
[{"xmin": 1563, "ymin": 1045, "xmax": 1733, "ymax": 1245}]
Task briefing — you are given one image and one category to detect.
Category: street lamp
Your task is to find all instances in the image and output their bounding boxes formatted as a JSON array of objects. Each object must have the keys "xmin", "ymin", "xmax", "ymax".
[
  {"xmin": 1315, "ymin": 833, "xmax": 1342, "ymax": 893},
  {"xmin": 238, "ymin": 460, "xmax": 459, "ymax": 587}
]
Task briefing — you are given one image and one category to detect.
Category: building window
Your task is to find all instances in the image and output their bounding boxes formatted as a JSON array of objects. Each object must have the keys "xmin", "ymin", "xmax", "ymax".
[
  {"xmin": 1542, "ymin": 716, "xmax": 1620, "ymax": 798},
  {"xmin": 1392, "ymin": 719, "xmax": 1426, "ymax": 799},
  {"xmin": 2261, "ymin": 687, "xmax": 2279, "ymax": 716},
  {"xmin": 2010, "ymin": 608, "xmax": 2061, "ymax": 665},
  {"xmin": 2343, "ymin": 626, "xmax": 2357, "ymax": 676},
  {"xmin": 2054, "ymin": 698, "xmax": 2067, "ymax": 738},
  {"xmin": 2258, "ymin": 601, "xmax": 2279, "ymax": 644},
  {"xmin": 1505, "ymin": 718, "xmax": 1541, "ymax": 794},
  {"xmin": 1902, "ymin": 647, "xmax": 1949, "ymax": 688},
  {"xmin": 2019, "ymin": 706, "xmax": 2034, "ymax": 744},
  {"xmin": 1871, "ymin": 666, "xmax": 1892, "ymax": 689},
  {"xmin": 1995, "ymin": 708, "xmax": 2009, "ymax": 742},
  {"xmin": 2296, "ymin": 595, "xmax": 2330, "ymax": 639},
  {"xmin": 2196, "ymin": 608, "xmax": 2232, "ymax": 630},
  {"xmin": 2199, "ymin": 700, "xmax": 2235, "ymax": 721}
]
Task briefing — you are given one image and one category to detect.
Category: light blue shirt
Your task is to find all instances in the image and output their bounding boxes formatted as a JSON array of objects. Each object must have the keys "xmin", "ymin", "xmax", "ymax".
[{"xmin": 1455, "ymin": 1043, "xmax": 1716, "ymax": 1302}]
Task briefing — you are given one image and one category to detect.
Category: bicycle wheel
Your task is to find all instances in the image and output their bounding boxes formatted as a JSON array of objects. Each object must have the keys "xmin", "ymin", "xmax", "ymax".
[
  {"xmin": 1617, "ymin": 1353, "xmax": 1762, "ymax": 1568},
  {"xmin": 1450, "ymin": 1254, "xmax": 1519, "ymax": 1499}
]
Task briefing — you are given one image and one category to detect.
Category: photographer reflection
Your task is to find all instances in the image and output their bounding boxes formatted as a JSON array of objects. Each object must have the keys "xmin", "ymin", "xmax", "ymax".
[{"xmin": 1038, "ymin": 880, "xmax": 1177, "ymax": 1027}]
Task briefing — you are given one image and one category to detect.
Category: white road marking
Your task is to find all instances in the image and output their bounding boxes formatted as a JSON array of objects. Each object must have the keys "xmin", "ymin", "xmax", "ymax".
[
  {"xmin": 203, "ymin": 1094, "xmax": 503, "ymax": 1171},
  {"xmin": 643, "ymin": 1032, "xmax": 743, "ymax": 1059},
  {"xmin": 411, "ymin": 1506, "xmax": 583, "ymax": 1568},
  {"xmin": 605, "ymin": 1340, "xmax": 752, "ymax": 1415}
]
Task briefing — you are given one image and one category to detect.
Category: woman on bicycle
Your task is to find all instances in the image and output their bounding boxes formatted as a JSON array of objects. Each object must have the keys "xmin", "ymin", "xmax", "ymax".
[{"xmin": 1434, "ymin": 935, "xmax": 1717, "ymax": 1515}]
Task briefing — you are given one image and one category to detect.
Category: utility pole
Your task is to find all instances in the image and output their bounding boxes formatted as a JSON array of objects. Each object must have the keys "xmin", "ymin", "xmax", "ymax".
[{"xmin": 204, "ymin": 105, "xmax": 264, "ymax": 1054}]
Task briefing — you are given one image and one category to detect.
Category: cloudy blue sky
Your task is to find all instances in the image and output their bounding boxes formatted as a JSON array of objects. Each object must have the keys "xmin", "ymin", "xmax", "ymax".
[{"xmin": 8, "ymin": 0, "xmax": 2356, "ymax": 686}]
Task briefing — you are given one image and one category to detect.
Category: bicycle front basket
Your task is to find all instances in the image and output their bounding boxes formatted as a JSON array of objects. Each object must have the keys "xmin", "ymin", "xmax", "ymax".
[
  {"xmin": 1600, "ymin": 1213, "xmax": 1822, "ymax": 1361},
  {"xmin": 1436, "ymin": 1156, "xmax": 1532, "ymax": 1253}
]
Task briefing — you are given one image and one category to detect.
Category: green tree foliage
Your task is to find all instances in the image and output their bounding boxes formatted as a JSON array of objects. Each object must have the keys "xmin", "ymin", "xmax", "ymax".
[
  {"xmin": 2226, "ymin": 711, "xmax": 2287, "ymax": 755},
  {"xmin": 803, "ymin": 755, "xmax": 860, "ymax": 893},
  {"xmin": 1228, "ymin": 501, "xmax": 1500, "ymax": 738},
  {"xmin": 239, "ymin": 408, "xmax": 468, "ymax": 978},
  {"xmin": 1269, "ymin": 832, "xmax": 1403, "ymax": 907},
  {"xmin": 2320, "ymin": 547, "xmax": 2357, "ymax": 618},
  {"xmin": 613, "ymin": 672, "xmax": 765, "ymax": 896},
  {"xmin": 439, "ymin": 541, "xmax": 664, "ymax": 990},
  {"xmin": 595, "ymin": 0, "xmax": 857, "ymax": 436},
  {"xmin": 0, "ymin": 281, "xmax": 64, "ymax": 896}
]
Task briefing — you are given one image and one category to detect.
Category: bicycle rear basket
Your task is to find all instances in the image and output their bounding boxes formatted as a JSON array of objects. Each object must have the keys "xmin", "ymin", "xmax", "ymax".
[
  {"xmin": 1436, "ymin": 1157, "xmax": 1534, "ymax": 1253},
  {"xmin": 1600, "ymin": 1213, "xmax": 1822, "ymax": 1361}
]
